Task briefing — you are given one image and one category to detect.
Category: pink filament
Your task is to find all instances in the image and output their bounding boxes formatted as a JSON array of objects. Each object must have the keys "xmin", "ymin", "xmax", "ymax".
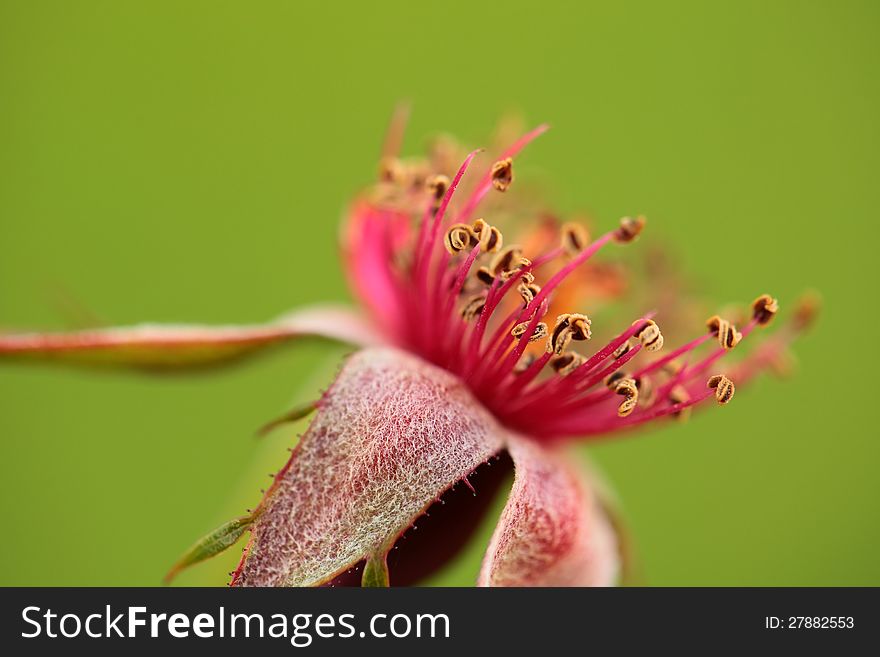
[
  {"xmin": 358, "ymin": 121, "xmax": 777, "ymax": 444},
  {"xmin": 457, "ymin": 124, "xmax": 550, "ymax": 223}
]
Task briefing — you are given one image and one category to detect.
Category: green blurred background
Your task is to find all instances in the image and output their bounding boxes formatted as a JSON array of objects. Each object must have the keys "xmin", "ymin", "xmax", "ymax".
[{"xmin": 1, "ymin": 0, "xmax": 878, "ymax": 586}]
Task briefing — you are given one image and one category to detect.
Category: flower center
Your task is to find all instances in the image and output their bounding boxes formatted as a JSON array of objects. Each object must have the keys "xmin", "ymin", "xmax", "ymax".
[{"xmin": 350, "ymin": 122, "xmax": 803, "ymax": 441}]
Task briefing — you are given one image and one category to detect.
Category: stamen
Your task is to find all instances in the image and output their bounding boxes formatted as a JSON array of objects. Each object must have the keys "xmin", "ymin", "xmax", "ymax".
[
  {"xmin": 514, "ymin": 353, "xmax": 537, "ymax": 374},
  {"xmin": 511, "ymin": 321, "xmax": 548, "ymax": 342},
  {"xmin": 458, "ymin": 124, "xmax": 549, "ymax": 223},
  {"xmin": 793, "ymin": 292, "xmax": 820, "ymax": 332},
  {"xmin": 471, "ymin": 219, "xmax": 503, "ymax": 253},
  {"xmin": 479, "ymin": 299, "xmax": 550, "ymax": 391},
  {"xmin": 634, "ymin": 375, "xmax": 655, "ymax": 406},
  {"xmin": 461, "ymin": 294, "xmax": 487, "ymax": 321},
  {"xmin": 378, "ymin": 157, "xmax": 402, "ymax": 183},
  {"xmin": 613, "ymin": 339, "xmax": 633, "ymax": 359},
  {"xmin": 663, "ymin": 359, "xmax": 684, "ymax": 376},
  {"xmin": 381, "ymin": 102, "xmax": 410, "ymax": 160},
  {"xmin": 551, "ymin": 351, "xmax": 586, "ymax": 376},
  {"xmin": 561, "ymin": 223, "xmax": 590, "ymax": 256},
  {"xmin": 493, "ymin": 313, "xmax": 653, "ymax": 422},
  {"xmin": 409, "ymin": 166, "xmax": 429, "ymax": 191},
  {"xmin": 483, "ymin": 226, "xmax": 503, "ymax": 252},
  {"xmin": 438, "ymin": 243, "xmax": 483, "ymax": 355},
  {"xmin": 491, "ymin": 157, "xmax": 514, "ymax": 192},
  {"xmin": 707, "ymin": 374, "xmax": 735, "ymax": 404},
  {"xmin": 604, "ymin": 370, "xmax": 628, "ymax": 389},
  {"xmin": 367, "ymin": 119, "xmax": 770, "ymax": 440},
  {"xmin": 418, "ymin": 149, "xmax": 482, "ymax": 283},
  {"xmin": 669, "ymin": 385, "xmax": 691, "ymax": 421},
  {"xmin": 512, "ymin": 351, "xmax": 553, "ymax": 384},
  {"xmin": 613, "ymin": 215, "xmax": 646, "ymax": 244},
  {"xmin": 547, "ymin": 313, "xmax": 592, "ymax": 354},
  {"xmin": 426, "ymin": 174, "xmax": 450, "ymax": 207},
  {"xmin": 444, "ymin": 223, "xmax": 477, "ymax": 254},
  {"xmin": 476, "ymin": 266, "xmax": 496, "ymax": 286},
  {"xmin": 706, "ymin": 315, "xmax": 742, "ymax": 350},
  {"xmin": 517, "ymin": 281, "xmax": 542, "ymax": 306},
  {"xmin": 460, "ymin": 268, "xmax": 535, "ymax": 381},
  {"xmin": 634, "ymin": 319, "xmax": 664, "ymax": 352},
  {"xmin": 500, "ymin": 263, "xmax": 533, "ymax": 281},
  {"xmin": 490, "ymin": 245, "xmax": 529, "ymax": 276},
  {"xmin": 752, "ymin": 294, "xmax": 779, "ymax": 326},
  {"xmin": 613, "ymin": 376, "xmax": 639, "ymax": 418},
  {"xmin": 512, "ymin": 231, "xmax": 616, "ymax": 333}
]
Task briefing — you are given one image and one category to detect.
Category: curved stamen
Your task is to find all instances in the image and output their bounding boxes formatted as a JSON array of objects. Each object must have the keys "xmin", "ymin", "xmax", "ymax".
[
  {"xmin": 518, "ymin": 343, "xmax": 644, "ymax": 419},
  {"xmin": 435, "ymin": 244, "xmax": 482, "ymax": 359},
  {"xmin": 413, "ymin": 149, "xmax": 481, "ymax": 287},
  {"xmin": 493, "ymin": 324, "xmax": 648, "ymax": 420},
  {"xmin": 478, "ymin": 300, "xmax": 551, "ymax": 392},
  {"xmin": 478, "ymin": 231, "xmax": 616, "ymax": 378},
  {"xmin": 494, "ymin": 313, "xmax": 655, "ymax": 413},
  {"xmin": 519, "ymin": 231, "xmax": 615, "ymax": 322},
  {"xmin": 359, "ymin": 117, "xmax": 794, "ymax": 445},
  {"xmin": 458, "ymin": 124, "xmax": 550, "ymax": 223}
]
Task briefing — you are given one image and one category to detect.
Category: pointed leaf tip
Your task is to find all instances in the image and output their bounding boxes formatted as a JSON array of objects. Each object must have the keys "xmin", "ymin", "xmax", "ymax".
[
  {"xmin": 164, "ymin": 515, "xmax": 254, "ymax": 584},
  {"xmin": 256, "ymin": 400, "xmax": 318, "ymax": 438},
  {"xmin": 361, "ymin": 553, "xmax": 390, "ymax": 587}
]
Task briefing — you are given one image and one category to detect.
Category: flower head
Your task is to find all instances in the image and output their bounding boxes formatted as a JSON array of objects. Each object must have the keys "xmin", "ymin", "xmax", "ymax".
[{"xmin": 0, "ymin": 110, "xmax": 815, "ymax": 587}]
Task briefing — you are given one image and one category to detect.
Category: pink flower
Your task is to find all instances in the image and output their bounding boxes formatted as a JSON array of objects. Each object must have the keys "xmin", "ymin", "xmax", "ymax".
[{"xmin": 0, "ymin": 111, "xmax": 815, "ymax": 587}]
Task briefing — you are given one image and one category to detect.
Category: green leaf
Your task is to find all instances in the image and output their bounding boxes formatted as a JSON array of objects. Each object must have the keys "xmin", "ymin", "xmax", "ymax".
[
  {"xmin": 164, "ymin": 515, "xmax": 254, "ymax": 584},
  {"xmin": 361, "ymin": 553, "xmax": 390, "ymax": 587}
]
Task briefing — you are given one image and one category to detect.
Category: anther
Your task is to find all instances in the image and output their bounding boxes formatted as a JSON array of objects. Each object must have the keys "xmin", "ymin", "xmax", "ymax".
[
  {"xmin": 547, "ymin": 313, "xmax": 592, "ymax": 354},
  {"xmin": 490, "ymin": 246, "xmax": 528, "ymax": 276},
  {"xmin": 561, "ymin": 222, "xmax": 590, "ymax": 256},
  {"xmin": 767, "ymin": 350, "xmax": 796, "ymax": 378},
  {"xmin": 551, "ymin": 351, "xmax": 586, "ymax": 376},
  {"xmin": 706, "ymin": 315, "xmax": 741, "ymax": 350},
  {"xmin": 491, "ymin": 157, "xmax": 514, "ymax": 192},
  {"xmin": 444, "ymin": 223, "xmax": 478, "ymax": 254},
  {"xmin": 662, "ymin": 359, "xmax": 684, "ymax": 376},
  {"xmin": 613, "ymin": 339, "xmax": 633, "ymax": 360},
  {"xmin": 483, "ymin": 226, "xmax": 503, "ymax": 252},
  {"xmin": 613, "ymin": 215, "xmax": 646, "ymax": 244},
  {"xmin": 514, "ymin": 353, "xmax": 537, "ymax": 373},
  {"xmin": 792, "ymin": 292, "xmax": 820, "ymax": 332},
  {"xmin": 378, "ymin": 157, "xmax": 402, "ymax": 183},
  {"xmin": 611, "ymin": 376, "xmax": 639, "ymax": 417},
  {"xmin": 568, "ymin": 314, "xmax": 592, "ymax": 340},
  {"xmin": 517, "ymin": 281, "xmax": 542, "ymax": 306},
  {"xmin": 426, "ymin": 174, "xmax": 450, "ymax": 206},
  {"xmin": 471, "ymin": 219, "xmax": 503, "ymax": 253},
  {"xmin": 752, "ymin": 294, "xmax": 779, "ymax": 326},
  {"xmin": 511, "ymin": 321, "xmax": 548, "ymax": 343},
  {"xmin": 707, "ymin": 374, "xmax": 735, "ymax": 404},
  {"xmin": 604, "ymin": 370, "xmax": 628, "ymax": 389},
  {"xmin": 634, "ymin": 319, "xmax": 664, "ymax": 352},
  {"xmin": 669, "ymin": 385, "xmax": 691, "ymax": 421},
  {"xmin": 500, "ymin": 261, "xmax": 532, "ymax": 281},
  {"xmin": 476, "ymin": 266, "xmax": 496, "ymax": 286},
  {"xmin": 461, "ymin": 294, "xmax": 487, "ymax": 321},
  {"xmin": 634, "ymin": 375, "xmax": 655, "ymax": 406}
]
